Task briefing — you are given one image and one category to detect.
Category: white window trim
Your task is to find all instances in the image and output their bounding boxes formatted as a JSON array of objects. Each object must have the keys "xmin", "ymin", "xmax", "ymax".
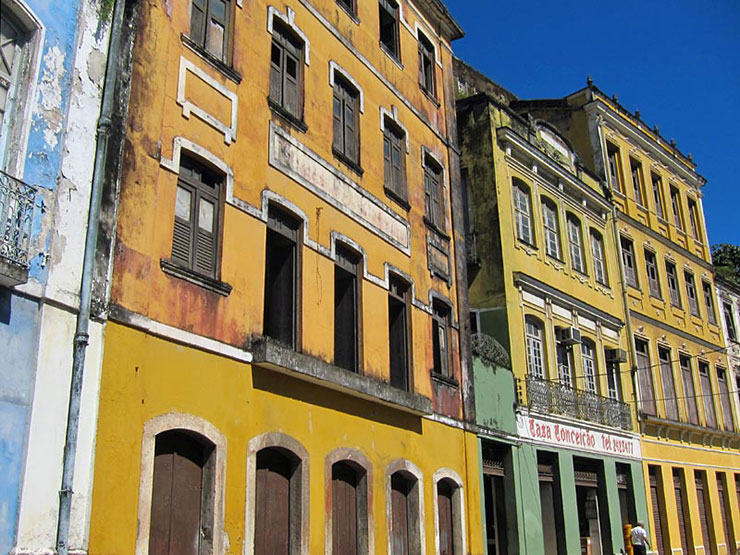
[
  {"xmin": 244, "ymin": 432, "xmax": 310, "ymax": 555},
  {"xmin": 385, "ymin": 459, "xmax": 425, "ymax": 555},
  {"xmin": 380, "ymin": 105, "xmax": 410, "ymax": 152},
  {"xmin": 135, "ymin": 413, "xmax": 227, "ymax": 555},
  {"xmin": 414, "ymin": 24, "xmax": 442, "ymax": 67},
  {"xmin": 267, "ymin": 6, "xmax": 310, "ymax": 65},
  {"xmin": 432, "ymin": 468, "xmax": 466, "ymax": 555},
  {"xmin": 329, "ymin": 61, "xmax": 364, "ymax": 113}
]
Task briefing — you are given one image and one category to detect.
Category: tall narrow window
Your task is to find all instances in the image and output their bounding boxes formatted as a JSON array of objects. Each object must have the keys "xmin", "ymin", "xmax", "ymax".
[
  {"xmin": 388, "ymin": 276, "xmax": 410, "ymax": 391},
  {"xmin": 672, "ymin": 471, "xmax": 690, "ymax": 555},
  {"xmin": 648, "ymin": 467, "xmax": 668, "ymax": 555},
  {"xmin": 378, "ymin": 0, "xmax": 400, "ymax": 60},
  {"xmin": 630, "ymin": 158, "xmax": 645, "ymax": 207},
  {"xmin": 542, "ymin": 198, "xmax": 561, "ymax": 259},
  {"xmin": 270, "ymin": 21, "xmax": 304, "ymax": 120},
  {"xmin": 432, "ymin": 300, "xmax": 452, "ymax": 377},
  {"xmin": 149, "ymin": 430, "xmax": 215, "ymax": 555},
  {"xmin": 658, "ymin": 347, "xmax": 678, "ymax": 420},
  {"xmin": 525, "ymin": 318, "xmax": 546, "ymax": 379},
  {"xmin": 556, "ymin": 342, "xmax": 573, "ymax": 387},
  {"xmin": 417, "ymin": 32, "xmax": 435, "ymax": 98},
  {"xmin": 685, "ymin": 272, "xmax": 700, "ymax": 317},
  {"xmin": 0, "ymin": 6, "xmax": 31, "ymax": 145},
  {"xmin": 332, "ymin": 75, "xmax": 360, "ymax": 166},
  {"xmin": 437, "ymin": 479, "xmax": 459, "ymax": 555},
  {"xmin": 651, "ymin": 174, "xmax": 665, "ymax": 219},
  {"xmin": 171, "ymin": 155, "xmax": 223, "ymax": 278},
  {"xmin": 724, "ymin": 302, "xmax": 737, "ymax": 341},
  {"xmin": 679, "ymin": 355, "xmax": 699, "ymax": 425},
  {"xmin": 424, "ymin": 155, "xmax": 445, "ymax": 231},
  {"xmin": 590, "ymin": 230, "xmax": 607, "ymax": 285},
  {"xmin": 254, "ymin": 448, "xmax": 301, "ymax": 555},
  {"xmin": 666, "ymin": 261, "xmax": 681, "ymax": 308},
  {"xmin": 699, "ymin": 361, "xmax": 716, "ymax": 428},
  {"xmin": 695, "ymin": 472, "xmax": 714, "ymax": 554},
  {"xmin": 670, "ymin": 186, "xmax": 683, "ymax": 231},
  {"xmin": 332, "ymin": 461, "xmax": 367, "ymax": 555},
  {"xmin": 581, "ymin": 340, "xmax": 598, "ymax": 394},
  {"xmin": 383, "ymin": 119, "xmax": 407, "ymax": 203},
  {"xmin": 700, "ymin": 282, "xmax": 716, "ymax": 325},
  {"xmin": 635, "ymin": 338, "xmax": 656, "ymax": 415},
  {"xmin": 621, "ymin": 237, "xmax": 638, "ymax": 288},
  {"xmin": 567, "ymin": 214, "xmax": 585, "ymax": 273},
  {"xmin": 335, "ymin": 245, "xmax": 360, "ymax": 372},
  {"xmin": 390, "ymin": 471, "xmax": 421, "ymax": 555},
  {"xmin": 687, "ymin": 198, "xmax": 701, "ymax": 240},
  {"xmin": 716, "ymin": 474, "xmax": 733, "ymax": 552},
  {"xmin": 513, "ymin": 180, "xmax": 533, "ymax": 245},
  {"xmin": 189, "ymin": 0, "xmax": 231, "ymax": 61},
  {"xmin": 606, "ymin": 142, "xmax": 622, "ymax": 193},
  {"xmin": 644, "ymin": 249, "xmax": 661, "ymax": 298},
  {"xmin": 605, "ymin": 358, "xmax": 621, "ymax": 401},
  {"xmin": 264, "ymin": 206, "xmax": 300, "ymax": 348},
  {"xmin": 717, "ymin": 368, "xmax": 735, "ymax": 432}
]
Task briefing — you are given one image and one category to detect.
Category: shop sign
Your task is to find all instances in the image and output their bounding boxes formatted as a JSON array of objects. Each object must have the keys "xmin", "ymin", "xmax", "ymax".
[{"xmin": 517, "ymin": 414, "xmax": 641, "ymax": 460}]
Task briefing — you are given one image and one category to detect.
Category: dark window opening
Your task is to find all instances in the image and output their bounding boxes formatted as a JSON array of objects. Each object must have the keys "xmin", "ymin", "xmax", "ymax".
[
  {"xmin": 538, "ymin": 452, "xmax": 566, "ymax": 555},
  {"xmin": 190, "ymin": 0, "xmax": 231, "ymax": 61},
  {"xmin": 332, "ymin": 75, "xmax": 360, "ymax": 165},
  {"xmin": 379, "ymin": 0, "xmax": 400, "ymax": 59},
  {"xmin": 432, "ymin": 300, "xmax": 451, "ymax": 377},
  {"xmin": 424, "ymin": 155, "xmax": 445, "ymax": 231},
  {"xmin": 269, "ymin": 21, "xmax": 304, "ymax": 120},
  {"xmin": 417, "ymin": 32, "xmax": 435, "ymax": 97},
  {"xmin": 630, "ymin": 158, "xmax": 644, "ymax": 207},
  {"xmin": 264, "ymin": 206, "xmax": 300, "ymax": 348},
  {"xmin": 606, "ymin": 143, "xmax": 622, "ymax": 193},
  {"xmin": 390, "ymin": 471, "xmax": 420, "ymax": 555},
  {"xmin": 336, "ymin": 0, "xmax": 356, "ymax": 16},
  {"xmin": 702, "ymin": 282, "xmax": 717, "ymax": 325},
  {"xmin": 724, "ymin": 303, "xmax": 737, "ymax": 341},
  {"xmin": 383, "ymin": 119, "xmax": 407, "ymax": 203},
  {"xmin": 254, "ymin": 448, "xmax": 301, "ymax": 555},
  {"xmin": 388, "ymin": 276, "xmax": 410, "ymax": 391},
  {"xmin": 335, "ymin": 245, "xmax": 361, "ymax": 372}
]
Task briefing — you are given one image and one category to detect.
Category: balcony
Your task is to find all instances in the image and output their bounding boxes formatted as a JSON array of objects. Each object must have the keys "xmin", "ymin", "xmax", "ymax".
[
  {"xmin": 519, "ymin": 375, "xmax": 633, "ymax": 431},
  {"xmin": 0, "ymin": 171, "xmax": 36, "ymax": 286}
]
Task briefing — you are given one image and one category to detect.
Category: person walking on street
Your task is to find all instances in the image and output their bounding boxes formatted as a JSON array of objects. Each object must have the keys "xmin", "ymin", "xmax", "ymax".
[{"xmin": 630, "ymin": 521, "xmax": 650, "ymax": 555}]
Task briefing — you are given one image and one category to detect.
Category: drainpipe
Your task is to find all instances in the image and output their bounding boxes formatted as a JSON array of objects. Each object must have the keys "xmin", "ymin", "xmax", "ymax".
[{"xmin": 56, "ymin": 0, "xmax": 127, "ymax": 553}]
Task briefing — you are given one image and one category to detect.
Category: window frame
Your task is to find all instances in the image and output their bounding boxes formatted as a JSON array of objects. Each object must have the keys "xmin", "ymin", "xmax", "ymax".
[
  {"xmin": 383, "ymin": 117, "xmax": 408, "ymax": 205},
  {"xmin": 378, "ymin": 0, "xmax": 400, "ymax": 61},
  {"xmin": 685, "ymin": 271, "xmax": 700, "ymax": 317},
  {"xmin": 269, "ymin": 20, "xmax": 306, "ymax": 123},
  {"xmin": 432, "ymin": 469, "xmax": 466, "ymax": 555},
  {"xmin": 620, "ymin": 237, "xmax": 638, "ymax": 288},
  {"xmin": 630, "ymin": 158, "xmax": 645, "ymax": 207},
  {"xmin": 679, "ymin": 354, "xmax": 699, "ymax": 425},
  {"xmin": 670, "ymin": 186, "xmax": 684, "ymax": 231},
  {"xmin": 525, "ymin": 316, "xmax": 546, "ymax": 380},
  {"xmin": 651, "ymin": 173, "xmax": 665, "ymax": 220},
  {"xmin": 431, "ymin": 299, "xmax": 453, "ymax": 378},
  {"xmin": 635, "ymin": 338, "xmax": 656, "ymax": 416},
  {"xmin": 590, "ymin": 229, "xmax": 607, "ymax": 285},
  {"xmin": 388, "ymin": 274, "xmax": 412, "ymax": 391},
  {"xmin": 723, "ymin": 302, "xmax": 737, "ymax": 341},
  {"xmin": 666, "ymin": 260, "xmax": 682, "ymax": 308},
  {"xmin": 334, "ymin": 243, "xmax": 362, "ymax": 373},
  {"xmin": 386, "ymin": 460, "xmax": 424, "ymax": 555},
  {"xmin": 189, "ymin": 0, "xmax": 233, "ymax": 63},
  {"xmin": 336, "ymin": 0, "xmax": 357, "ymax": 17},
  {"xmin": 702, "ymin": 281, "xmax": 717, "ymax": 325},
  {"xmin": 644, "ymin": 249, "xmax": 661, "ymax": 299},
  {"xmin": 556, "ymin": 335, "xmax": 574, "ymax": 387},
  {"xmin": 606, "ymin": 142, "xmax": 622, "ymax": 194},
  {"xmin": 717, "ymin": 367, "xmax": 735, "ymax": 432},
  {"xmin": 417, "ymin": 30, "xmax": 436, "ymax": 99},
  {"xmin": 332, "ymin": 73, "xmax": 361, "ymax": 168},
  {"xmin": 658, "ymin": 346, "xmax": 678, "ymax": 420},
  {"xmin": 581, "ymin": 340, "xmax": 598, "ymax": 394},
  {"xmin": 512, "ymin": 180, "xmax": 533, "ymax": 245},
  {"xmin": 566, "ymin": 213, "xmax": 585, "ymax": 274},
  {"xmin": 423, "ymin": 153, "xmax": 446, "ymax": 233},
  {"xmin": 687, "ymin": 198, "xmax": 701, "ymax": 241},
  {"xmin": 698, "ymin": 361, "xmax": 716, "ymax": 428},
  {"xmin": 542, "ymin": 197, "xmax": 561, "ymax": 260}
]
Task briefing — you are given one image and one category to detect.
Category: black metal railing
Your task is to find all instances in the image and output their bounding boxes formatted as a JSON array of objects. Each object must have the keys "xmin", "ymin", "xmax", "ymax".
[
  {"xmin": 0, "ymin": 171, "xmax": 35, "ymax": 269},
  {"xmin": 520, "ymin": 375, "xmax": 633, "ymax": 431}
]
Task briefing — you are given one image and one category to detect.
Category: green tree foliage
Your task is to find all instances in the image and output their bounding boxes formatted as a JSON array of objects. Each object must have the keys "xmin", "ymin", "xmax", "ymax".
[{"xmin": 712, "ymin": 243, "xmax": 740, "ymax": 287}]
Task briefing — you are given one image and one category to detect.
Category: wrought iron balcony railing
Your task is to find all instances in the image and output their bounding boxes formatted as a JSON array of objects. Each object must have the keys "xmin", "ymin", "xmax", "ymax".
[
  {"xmin": 520, "ymin": 375, "xmax": 633, "ymax": 431},
  {"xmin": 0, "ymin": 171, "xmax": 36, "ymax": 280}
]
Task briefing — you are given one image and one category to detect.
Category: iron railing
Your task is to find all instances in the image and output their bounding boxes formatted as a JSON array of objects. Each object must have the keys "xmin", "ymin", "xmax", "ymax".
[
  {"xmin": 521, "ymin": 374, "xmax": 633, "ymax": 431},
  {"xmin": 0, "ymin": 170, "xmax": 35, "ymax": 269}
]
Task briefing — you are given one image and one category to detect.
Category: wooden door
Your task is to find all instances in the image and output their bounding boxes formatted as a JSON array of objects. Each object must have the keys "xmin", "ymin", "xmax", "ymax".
[
  {"xmin": 332, "ymin": 463, "xmax": 358, "ymax": 555},
  {"xmin": 391, "ymin": 474, "xmax": 411, "ymax": 554},
  {"xmin": 255, "ymin": 449, "xmax": 293, "ymax": 555},
  {"xmin": 649, "ymin": 471, "xmax": 666, "ymax": 555},
  {"xmin": 437, "ymin": 480, "xmax": 455, "ymax": 555}
]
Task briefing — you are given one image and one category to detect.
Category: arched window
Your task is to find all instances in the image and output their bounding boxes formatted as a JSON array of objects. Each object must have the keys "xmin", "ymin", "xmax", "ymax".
[
  {"xmin": 541, "ymin": 197, "xmax": 560, "ymax": 259},
  {"xmin": 525, "ymin": 317, "xmax": 546, "ymax": 379},
  {"xmin": 566, "ymin": 214, "xmax": 585, "ymax": 274},
  {"xmin": 512, "ymin": 180, "xmax": 533, "ymax": 245},
  {"xmin": 581, "ymin": 340, "xmax": 598, "ymax": 394}
]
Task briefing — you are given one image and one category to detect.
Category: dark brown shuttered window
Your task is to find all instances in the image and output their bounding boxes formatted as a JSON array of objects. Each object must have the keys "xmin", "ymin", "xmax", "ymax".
[
  {"xmin": 666, "ymin": 261, "xmax": 681, "ymax": 308},
  {"xmin": 424, "ymin": 155, "xmax": 445, "ymax": 231},
  {"xmin": 672, "ymin": 470, "xmax": 690, "ymax": 555},
  {"xmin": 717, "ymin": 474, "xmax": 734, "ymax": 552},
  {"xmin": 717, "ymin": 368, "xmax": 735, "ymax": 432},
  {"xmin": 679, "ymin": 355, "xmax": 699, "ymax": 425},
  {"xmin": 699, "ymin": 361, "xmax": 717, "ymax": 428},
  {"xmin": 695, "ymin": 472, "xmax": 714, "ymax": 553},
  {"xmin": 383, "ymin": 119, "xmax": 407, "ymax": 203},
  {"xmin": 270, "ymin": 21, "xmax": 303, "ymax": 120},
  {"xmin": 606, "ymin": 142, "xmax": 622, "ymax": 193},
  {"xmin": 437, "ymin": 480, "xmax": 455, "ymax": 555},
  {"xmin": 378, "ymin": 0, "xmax": 400, "ymax": 60},
  {"xmin": 172, "ymin": 155, "xmax": 223, "ymax": 278},
  {"xmin": 254, "ymin": 448, "xmax": 300, "ymax": 555},
  {"xmin": 149, "ymin": 430, "xmax": 215, "ymax": 555},
  {"xmin": 332, "ymin": 75, "xmax": 360, "ymax": 166},
  {"xmin": 703, "ymin": 281, "xmax": 717, "ymax": 325},
  {"xmin": 645, "ymin": 249, "xmax": 661, "ymax": 298},
  {"xmin": 658, "ymin": 347, "xmax": 678, "ymax": 420},
  {"xmin": 264, "ymin": 206, "xmax": 300, "ymax": 348},
  {"xmin": 635, "ymin": 338, "xmax": 656, "ymax": 416},
  {"xmin": 334, "ymin": 245, "xmax": 360, "ymax": 372},
  {"xmin": 332, "ymin": 462, "xmax": 362, "ymax": 555},
  {"xmin": 390, "ymin": 472, "xmax": 420, "ymax": 555},
  {"xmin": 417, "ymin": 33, "xmax": 435, "ymax": 97},
  {"xmin": 190, "ymin": 0, "xmax": 231, "ymax": 61},
  {"xmin": 388, "ymin": 276, "xmax": 410, "ymax": 391},
  {"xmin": 648, "ymin": 467, "xmax": 668, "ymax": 555},
  {"xmin": 621, "ymin": 237, "xmax": 638, "ymax": 288},
  {"xmin": 432, "ymin": 300, "xmax": 451, "ymax": 377}
]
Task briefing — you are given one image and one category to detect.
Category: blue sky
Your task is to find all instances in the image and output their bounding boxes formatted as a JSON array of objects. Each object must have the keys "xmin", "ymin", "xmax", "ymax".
[{"xmin": 448, "ymin": 1, "xmax": 740, "ymax": 246}]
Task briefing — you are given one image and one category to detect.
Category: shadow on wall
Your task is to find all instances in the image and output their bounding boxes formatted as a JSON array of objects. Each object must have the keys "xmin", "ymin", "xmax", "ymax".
[{"xmin": 0, "ymin": 288, "xmax": 11, "ymax": 325}]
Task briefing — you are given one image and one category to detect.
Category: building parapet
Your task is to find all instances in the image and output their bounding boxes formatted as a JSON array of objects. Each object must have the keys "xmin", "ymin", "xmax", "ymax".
[{"xmin": 0, "ymin": 171, "xmax": 36, "ymax": 286}]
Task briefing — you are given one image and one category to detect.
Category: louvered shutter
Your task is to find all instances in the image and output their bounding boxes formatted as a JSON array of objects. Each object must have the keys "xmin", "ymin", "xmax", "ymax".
[
  {"xmin": 700, "ymin": 367, "xmax": 717, "ymax": 427},
  {"xmin": 431, "ymin": 169, "xmax": 443, "ymax": 229},
  {"xmin": 383, "ymin": 133, "xmax": 392, "ymax": 188},
  {"xmin": 344, "ymin": 92, "xmax": 357, "ymax": 163},
  {"xmin": 696, "ymin": 475, "xmax": 713, "ymax": 552},
  {"xmin": 673, "ymin": 474, "xmax": 689, "ymax": 554},
  {"xmin": 718, "ymin": 371, "xmax": 735, "ymax": 431},
  {"xmin": 194, "ymin": 194, "xmax": 217, "ymax": 277},
  {"xmin": 283, "ymin": 49, "xmax": 299, "ymax": 117},
  {"xmin": 391, "ymin": 131, "xmax": 404, "ymax": 197},
  {"xmin": 333, "ymin": 89, "xmax": 343, "ymax": 153},
  {"xmin": 269, "ymin": 42, "xmax": 282, "ymax": 104},
  {"xmin": 424, "ymin": 167, "xmax": 432, "ymax": 221},
  {"xmin": 717, "ymin": 476, "xmax": 732, "ymax": 552},
  {"xmin": 190, "ymin": 0, "xmax": 207, "ymax": 47},
  {"xmin": 172, "ymin": 185, "xmax": 195, "ymax": 268},
  {"xmin": 649, "ymin": 472, "xmax": 666, "ymax": 555},
  {"xmin": 418, "ymin": 44, "xmax": 425, "ymax": 87}
]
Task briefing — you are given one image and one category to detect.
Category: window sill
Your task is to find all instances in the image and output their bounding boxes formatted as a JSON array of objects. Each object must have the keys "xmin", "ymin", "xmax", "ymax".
[
  {"xmin": 420, "ymin": 86, "xmax": 440, "ymax": 107},
  {"xmin": 545, "ymin": 253, "xmax": 564, "ymax": 264},
  {"xmin": 379, "ymin": 43, "xmax": 403, "ymax": 69},
  {"xmin": 268, "ymin": 98, "xmax": 308, "ymax": 133},
  {"xmin": 181, "ymin": 34, "xmax": 242, "ymax": 84},
  {"xmin": 430, "ymin": 370, "xmax": 459, "ymax": 389},
  {"xmin": 160, "ymin": 259, "xmax": 232, "ymax": 297},
  {"xmin": 332, "ymin": 147, "xmax": 364, "ymax": 176},
  {"xmin": 424, "ymin": 216, "xmax": 449, "ymax": 241},
  {"xmin": 515, "ymin": 237, "xmax": 537, "ymax": 250},
  {"xmin": 336, "ymin": 1, "xmax": 361, "ymax": 24},
  {"xmin": 252, "ymin": 337, "xmax": 433, "ymax": 415},
  {"xmin": 595, "ymin": 279, "xmax": 610, "ymax": 289},
  {"xmin": 384, "ymin": 186, "xmax": 410, "ymax": 211}
]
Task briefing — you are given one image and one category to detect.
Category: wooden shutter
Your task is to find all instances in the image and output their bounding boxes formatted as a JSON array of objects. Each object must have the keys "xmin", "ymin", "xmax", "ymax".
[
  {"xmin": 673, "ymin": 472, "xmax": 689, "ymax": 555},
  {"xmin": 680, "ymin": 357, "xmax": 699, "ymax": 425},
  {"xmin": 432, "ymin": 302, "xmax": 450, "ymax": 377},
  {"xmin": 636, "ymin": 340, "xmax": 656, "ymax": 415},
  {"xmin": 437, "ymin": 481, "xmax": 455, "ymax": 555},
  {"xmin": 283, "ymin": 48, "xmax": 300, "ymax": 117},
  {"xmin": 695, "ymin": 474, "xmax": 713, "ymax": 552},
  {"xmin": 255, "ymin": 449, "xmax": 292, "ymax": 555},
  {"xmin": 269, "ymin": 41, "xmax": 283, "ymax": 104},
  {"xmin": 172, "ymin": 184, "xmax": 195, "ymax": 268},
  {"xmin": 649, "ymin": 470, "xmax": 666, "ymax": 555},
  {"xmin": 659, "ymin": 348, "xmax": 678, "ymax": 420},
  {"xmin": 332, "ymin": 87, "xmax": 343, "ymax": 153},
  {"xmin": 149, "ymin": 431, "xmax": 208, "ymax": 555},
  {"xmin": 383, "ymin": 132, "xmax": 392, "ymax": 189},
  {"xmin": 699, "ymin": 364, "xmax": 717, "ymax": 427},
  {"xmin": 194, "ymin": 192, "xmax": 218, "ymax": 277},
  {"xmin": 190, "ymin": 0, "xmax": 207, "ymax": 47},
  {"xmin": 716, "ymin": 475, "xmax": 733, "ymax": 552},
  {"xmin": 391, "ymin": 129, "xmax": 404, "ymax": 198},
  {"xmin": 391, "ymin": 474, "xmax": 411, "ymax": 555},
  {"xmin": 205, "ymin": 0, "xmax": 229, "ymax": 59},
  {"xmin": 343, "ymin": 90, "xmax": 357, "ymax": 163},
  {"xmin": 332, "ymin": 463, "xmax": 359, "ymax": 555},
  {"xmin": 717, "ymin": 370, "xmax": 735, "ymax": 432}
]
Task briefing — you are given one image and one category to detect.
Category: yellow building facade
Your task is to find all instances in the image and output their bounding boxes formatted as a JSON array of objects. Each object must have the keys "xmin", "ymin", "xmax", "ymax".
[
  {"xmin": 87, "ymin": 0, "xmax": 484, "ymax": 553},
  {"xmin": 525, "ymin": 85, "xmax": 740, "ymax": 555}
]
